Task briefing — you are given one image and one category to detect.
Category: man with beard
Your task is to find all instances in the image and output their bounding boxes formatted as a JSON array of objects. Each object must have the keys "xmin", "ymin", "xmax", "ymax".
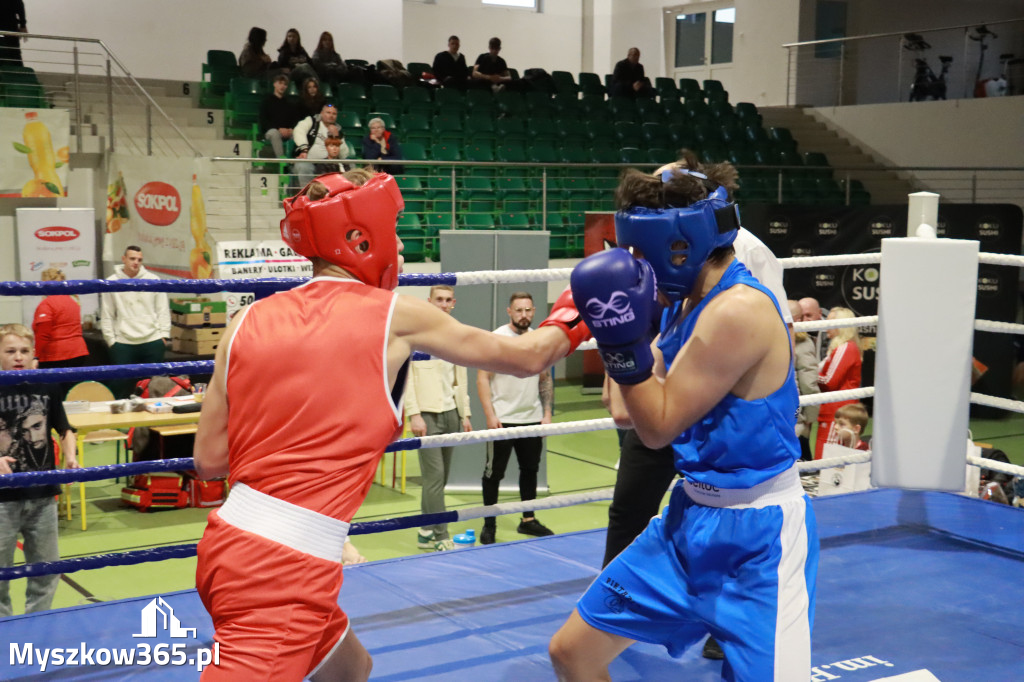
[{"xmin": 476, "ymin": 292, "xmax": 556, "ymax": 545}]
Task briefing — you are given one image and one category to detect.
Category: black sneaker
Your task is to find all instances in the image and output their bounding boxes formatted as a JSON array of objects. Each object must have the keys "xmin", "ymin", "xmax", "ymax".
[
  {"xmin": 702, "ymin": 635, "xmax": 724, "ymax": 660},
  {"xmin": 517, "ymin": 518, "xmax": 554, "ymax": 537},
  {"xmin": 480, "ymin": 526, "xmax": 496, "ymax": 545}
]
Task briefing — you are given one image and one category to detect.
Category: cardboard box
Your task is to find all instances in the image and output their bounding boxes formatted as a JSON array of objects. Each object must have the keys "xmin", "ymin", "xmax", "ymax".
[
  {"xmin": 172, "ymin": 337, "xmax": 220, "ymax": 355},
  {"xmin": 172, "ymin": 310, "xmax": 227, "ymax": 328},
  {"xmin": 171, "ymin": 326, "xmax": 224, "ymax": 343},
  {"xmin": 170, "ymin": 298, "xmax": 227, "ymax": 315}
]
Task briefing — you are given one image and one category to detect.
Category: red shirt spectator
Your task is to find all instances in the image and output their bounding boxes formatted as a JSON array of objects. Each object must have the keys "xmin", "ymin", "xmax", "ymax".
[{"xmin": 32, "ymin": 268, "xmax": 87, "ymax": 364}]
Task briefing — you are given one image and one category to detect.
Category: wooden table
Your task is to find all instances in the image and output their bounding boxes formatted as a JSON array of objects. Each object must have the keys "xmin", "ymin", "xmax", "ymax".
[{"xmin": 67, "ymin": 401, "xmax": 201, "ymax": 530}]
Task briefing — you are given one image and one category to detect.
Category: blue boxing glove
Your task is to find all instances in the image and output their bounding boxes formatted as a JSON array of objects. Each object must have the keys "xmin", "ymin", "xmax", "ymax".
[{"xmin": 570, "ymin": 248, "xmax": 658, "ymax": 385}]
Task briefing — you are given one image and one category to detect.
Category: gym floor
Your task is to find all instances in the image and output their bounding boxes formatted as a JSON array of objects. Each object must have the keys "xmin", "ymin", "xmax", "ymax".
[{"xmin": 5, "ymin": 381, "xmax": 1024, "ymax": 615}]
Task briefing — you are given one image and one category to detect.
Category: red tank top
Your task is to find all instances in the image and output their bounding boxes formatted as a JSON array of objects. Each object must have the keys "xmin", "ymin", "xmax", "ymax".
[{"xmin": 225, "ymin": 278, "xmax": 403, "ymax": 521}]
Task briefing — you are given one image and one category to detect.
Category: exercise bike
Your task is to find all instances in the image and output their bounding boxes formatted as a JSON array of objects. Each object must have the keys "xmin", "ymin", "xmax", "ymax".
[
  {"xmin": 969, "ymin": 25, "xmax": 1013, "ymax": 97},
  {"xmin": 903, "ymin": 33, "xmax": 952, "ymax": 102}
]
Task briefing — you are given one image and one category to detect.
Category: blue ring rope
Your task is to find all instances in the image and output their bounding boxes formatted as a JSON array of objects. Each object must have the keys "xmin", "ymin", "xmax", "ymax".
[
  {"xmin": 0, "ymin": 510, "xmax": 462, "ymax": 579},
  {"xmin": 1, "ymin": 272, "xmax": 460, "ymax": 297}
]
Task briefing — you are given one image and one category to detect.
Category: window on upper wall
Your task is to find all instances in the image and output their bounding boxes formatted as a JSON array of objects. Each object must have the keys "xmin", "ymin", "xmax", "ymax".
[{"xmin": 673, "ymin": 5, "xmax": 735, "ymax": 68}]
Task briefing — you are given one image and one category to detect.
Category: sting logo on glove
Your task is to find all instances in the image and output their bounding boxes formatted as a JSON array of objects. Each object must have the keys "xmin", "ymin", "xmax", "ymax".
[{"xmin": 584, "ymin": 292, "xmax": 637, "ymax": 328}]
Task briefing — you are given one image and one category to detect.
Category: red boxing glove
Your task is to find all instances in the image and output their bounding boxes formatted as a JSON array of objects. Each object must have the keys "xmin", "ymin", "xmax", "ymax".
[{"xmin": 539, "ymin": 286, "xmax": 593, "ymax": 356}]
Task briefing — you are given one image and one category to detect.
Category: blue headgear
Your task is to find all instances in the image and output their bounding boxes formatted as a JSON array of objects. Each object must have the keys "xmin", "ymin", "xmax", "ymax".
[{"xmin": 614, "ymin": 171, "xmax": 740, "ymax": 301}]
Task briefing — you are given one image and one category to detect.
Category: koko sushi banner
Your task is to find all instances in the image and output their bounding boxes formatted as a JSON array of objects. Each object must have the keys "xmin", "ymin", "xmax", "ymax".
[
  {"xmin": 0, "ymin": 108, "xmax": 70, "ymax": 198},
  {"xmin": 103, "ymin": 155, "xmax": 215, "ymax": 280},
  {"xmin": 741, "ymin": 203, "xmax": 1023, "ymax": 404},
  {"xmin": 583, "ymin": 203, "xmax": 1023, "ymax": 403}
]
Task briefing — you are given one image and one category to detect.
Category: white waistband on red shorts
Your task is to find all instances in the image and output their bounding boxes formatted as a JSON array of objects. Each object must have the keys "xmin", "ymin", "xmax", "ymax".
[
  {"xmin": 216, "ymin": 482, "xmax": 350, "ymax": 562},
  {"xmin": 682, "ymin": 465, "xmax": 803, "ymax": 509}
]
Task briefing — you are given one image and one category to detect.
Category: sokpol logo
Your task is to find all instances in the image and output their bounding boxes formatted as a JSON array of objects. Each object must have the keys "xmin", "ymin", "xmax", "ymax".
[
  {"xmin": 35, "ymin": 226, "xmax": 80, "ymax": 242},
  {"xmin": 134, "ymin": 182, "xmax": 181, "ymax": 226}
]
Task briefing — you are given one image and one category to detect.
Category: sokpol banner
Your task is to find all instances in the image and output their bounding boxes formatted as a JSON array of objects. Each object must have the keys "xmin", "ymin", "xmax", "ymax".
[
  {"xmin": 103, "ymin": 155, "xmax": 214, "ymax": 279},
  {"xmin": 15, "ymin": 207, "xmax": 98, "ymax": 324},
  {"xmin": 1, "ymin": 108, "xmax": 71, "ymax": 198}
]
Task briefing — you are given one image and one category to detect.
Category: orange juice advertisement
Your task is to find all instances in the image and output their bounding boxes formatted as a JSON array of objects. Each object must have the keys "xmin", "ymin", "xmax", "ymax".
[
  {"xmin": 103, "ymin": 155, "xmax": 214, "ymax": 279},
  {"xmin": 0, "ymin": 108, "xmax": 70, "ymax": 197}
]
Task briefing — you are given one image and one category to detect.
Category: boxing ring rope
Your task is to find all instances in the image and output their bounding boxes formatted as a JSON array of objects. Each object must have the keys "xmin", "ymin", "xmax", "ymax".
[{"xmin": 3, "ymin": 245, "xmax": 1024, "ymax": 594}]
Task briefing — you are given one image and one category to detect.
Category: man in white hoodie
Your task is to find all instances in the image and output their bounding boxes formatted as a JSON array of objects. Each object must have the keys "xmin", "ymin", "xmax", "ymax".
[{"xmin": 100, "ymin": 246, "xmax": 171, "ymax": 397}]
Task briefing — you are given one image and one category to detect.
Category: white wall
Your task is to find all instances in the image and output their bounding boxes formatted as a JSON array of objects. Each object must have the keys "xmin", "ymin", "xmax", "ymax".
[
  {"xmin": 402, "ymin": 0, "xmax": 584, "ymax": 75},
  {"xmin": 29, "ymin": 0, "xmax": 404, "ymax": 82},
  {"xmin": 812, "ymin": 97, "xmax": 1024, "ymax": 168}
]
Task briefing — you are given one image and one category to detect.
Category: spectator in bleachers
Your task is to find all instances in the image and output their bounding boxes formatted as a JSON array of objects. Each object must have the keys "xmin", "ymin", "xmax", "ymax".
[
  {"xmin": 299, "ymin": 77, "xmax": 326, "ymax": 117},
  {"xmin": 816, "ymin": 306, "xmax": 862, "ymax": 459},
  {"xmin": 799, "ymin": 296, "xmax": 828, "ymax": 361},
  {"xmin": 611, "ymin": 47, "xmax": 654, "ymax": 98},
  {"xmin": 0, "ymin": 0, "xmax": 27, "ymax": 68},
  {"xmin": 274, "ymin": 28, "xmax": 316, "ymax": 84},
  {"xmin": 311, "ymin": 31, "xmax": 349, "ymax": 83},
  {"xmin": 472, "ymin": 37, "xmax": 520, "ymax": 92},
  {"xmin": 238, "ymin": 26, "xmax": 271, "ymax": 79},
  {"xmin": 259, "ymin": 73, "xmax": 302, "ymax": 159},
  {"xmin": 361, "ymin": 117, "xmax": 404, "ymax": 175},
  {"xmin": 432, "ymin": 35, "xmax": 471, "ymax": 89},
  {"xmin": 315, "ymin": 135, "xmax": 354, "ymax": 174},
  {"xmin": 293, "ymin": 103, "xmax": 340, "ymax": 188},
  {"xmin": 831, "ymin": 402, "xmax": 870, "ymax": 451}
]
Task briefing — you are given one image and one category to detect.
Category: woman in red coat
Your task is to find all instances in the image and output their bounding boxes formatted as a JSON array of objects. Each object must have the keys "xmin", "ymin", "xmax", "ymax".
[
  {"xmin": 32, "ymin": 268, "xmax": 89, "ymax": 386},
  {"xmin": 815, "ymin": 306, "xmax": 862, "ymax": 459}
]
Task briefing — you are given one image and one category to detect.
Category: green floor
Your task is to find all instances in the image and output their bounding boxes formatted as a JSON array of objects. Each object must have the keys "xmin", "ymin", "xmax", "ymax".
[{"xmin": 6, "ymin": 382, "xmax": 1024, "ymax": 615}]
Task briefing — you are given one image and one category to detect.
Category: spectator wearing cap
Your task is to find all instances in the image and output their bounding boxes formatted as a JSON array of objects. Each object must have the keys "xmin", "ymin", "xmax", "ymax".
[{"xmin": 293, "ymin": 102, "xmax": 340, "ymax": 188}]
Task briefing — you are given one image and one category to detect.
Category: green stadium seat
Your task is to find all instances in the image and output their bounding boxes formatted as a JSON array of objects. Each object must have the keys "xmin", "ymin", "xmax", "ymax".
[
  {"xmin": 464, "ymin": 88, "xmax": 495, "ymax": 113},
  {"xmin": 525, "ymin": 90, "xmax": 555, "ymax": 116},
  {"xmin": 498, "ymin": 212, "xmax": 532, "ymax": 230},
  {"xmin": 337, "ymin": 82, "xmax": 366, "ymax": 101},
  {"xmin": 551, "ymin": 71, "xmax": 579, "ymax": 95},
  {"xmin": 462, "ymin": 213, "xmax": 497, "ymax": 229},
  {"xmin": 495, "ymin": 91, "xmax": 525, "ymax": 115},
  {"xmin": 678, "ymin": 78, "xmax": 702, "ymax": 101},
  {"xmin": 401, "ymin": 113, "xmax": 432, "ymax": 147},
  {"xmin": 613, "ymin": 121, "xmax": 643, "ymax": 147},
  {"xmin": 224, "ymin": 77, "xmax": 265, "ymax": 138},
  {"xmin": 407, "ymin": 62, "xmax": 431, "ymax": 78},
  {"xmin": 619, "ymin": 147, "xmax": 645, "ymax": 164},
  {"xmin": 200, "ymin": 50, "xmax": 239, "ymax": 108},
  {"xmin": 578, "ymin": 72, "xmax": 606, "ymax": 96},
  {"xmin": 654, "ymin": 77, "xmax": 679, "ymax": 101},
  {"xmin": 607, "ymin": 97, "xmax": 637, "ymax": 121}
]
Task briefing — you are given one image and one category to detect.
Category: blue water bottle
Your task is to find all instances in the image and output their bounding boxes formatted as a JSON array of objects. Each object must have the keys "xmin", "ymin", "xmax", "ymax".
[{"xmin": 453, "ymin": 529, "xmax": 476, "ymax": 548}]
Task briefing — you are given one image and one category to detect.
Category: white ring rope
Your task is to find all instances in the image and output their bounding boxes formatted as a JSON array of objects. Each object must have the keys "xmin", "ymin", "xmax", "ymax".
[
  {"xmin": 970, "ymin": 392, "xmax": 1024, "ymax": 416},
  {"xmin": 974, "ymin": 319, "xmax": 1024, "ymax": 335},
  {"xmin": 796, "ymin": 451, "xmax": 873, "ymax": 471},
  {"xmin": 794, "ymin": 316, "xmax": 878, "ymax": 333},
  {"xmin": 799, "ymin": 387, "xmax": 875, "ymax": 406},
  {"xmin": 778, "ymin": 253, "xmax": 881, "ymax": 269},
  {"xmin": 413, "ymin": 419, "xmax": 616, "ymax": 449},
  {"xmin": 966, "ymin": 454, "xmax": 1024, "ymax": 478},
  {"xmin": 453, "ymin": 268, "xmax": 574, "ymax": 285},
  {"xmin": 411, "ymin": 387, "xmax": 868, "ymax": 451},
  {"xmin": 978, "ymin": 252, "xmax": 1024, "ymax": 268},
  {"xmin": 454, "ymin": 489, "xmax": 615, "ymax": 522}
]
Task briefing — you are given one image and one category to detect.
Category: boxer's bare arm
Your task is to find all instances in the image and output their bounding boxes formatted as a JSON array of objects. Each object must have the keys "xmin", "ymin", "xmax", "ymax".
[
  {"xmin": 194, "ymin": 313, "xmax": 244, "ymax": 480},
  {"xmin": 620, "ymin": 287, "xmax": 787, "ymax": 449},
  {"xmin": 389, "ymin": 295, "xmax": 569, "ymax": 381}
]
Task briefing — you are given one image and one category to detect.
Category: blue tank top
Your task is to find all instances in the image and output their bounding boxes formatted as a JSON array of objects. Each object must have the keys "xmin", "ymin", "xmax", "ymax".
[{"xmin": 657, "ymin": 259, "xmax": 800, "ymax": 489}]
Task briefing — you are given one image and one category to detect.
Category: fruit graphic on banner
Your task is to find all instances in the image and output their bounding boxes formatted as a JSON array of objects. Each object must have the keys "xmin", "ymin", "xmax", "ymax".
[
  {"xmin": 16, "ymin": 112, "xmax": 64, "ymax": 197},
  {"xmin": 106, "ymin": 171, "xmax": 129, "ymax": 233},
  {"xmin": 189, "ymin": 174, "xmax": 213, "ymax": 278}
]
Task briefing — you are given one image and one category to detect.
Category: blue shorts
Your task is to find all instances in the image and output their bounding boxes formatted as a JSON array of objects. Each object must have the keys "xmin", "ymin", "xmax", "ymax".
[{"xmin": 578, "ymin": 479, "xmax": 818, "ymax": 681}]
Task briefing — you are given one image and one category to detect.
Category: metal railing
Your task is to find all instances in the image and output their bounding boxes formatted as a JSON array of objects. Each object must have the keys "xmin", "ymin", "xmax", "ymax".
[
  {"xmin": 783, "ymin": 17, "xmax": 1024, "ymax": 107},
  {"xmin": 204, "ymin": 157, "xmax": 1023, "ymax": 259},
  {"xmin": 0, "ymin": 30, "xmax": 199, "ymax": 156}
]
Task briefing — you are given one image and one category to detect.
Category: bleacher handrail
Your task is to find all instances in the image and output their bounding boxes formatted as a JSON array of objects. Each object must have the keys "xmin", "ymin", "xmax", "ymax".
[{"xmin": 0, "ymin": 30, "xmax": 200, "ymax": 157}]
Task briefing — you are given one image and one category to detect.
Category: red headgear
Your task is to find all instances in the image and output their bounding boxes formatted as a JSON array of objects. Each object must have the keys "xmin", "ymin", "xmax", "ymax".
[{"xmin": 280, "ymin": 172, "xmax": 405, "ymax": 290}]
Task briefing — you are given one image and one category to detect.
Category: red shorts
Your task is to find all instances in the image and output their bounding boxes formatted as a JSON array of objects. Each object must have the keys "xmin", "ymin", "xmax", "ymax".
[{"xmin": 196, "ymin": 511, "xmax": 348, "ymax": 680}]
